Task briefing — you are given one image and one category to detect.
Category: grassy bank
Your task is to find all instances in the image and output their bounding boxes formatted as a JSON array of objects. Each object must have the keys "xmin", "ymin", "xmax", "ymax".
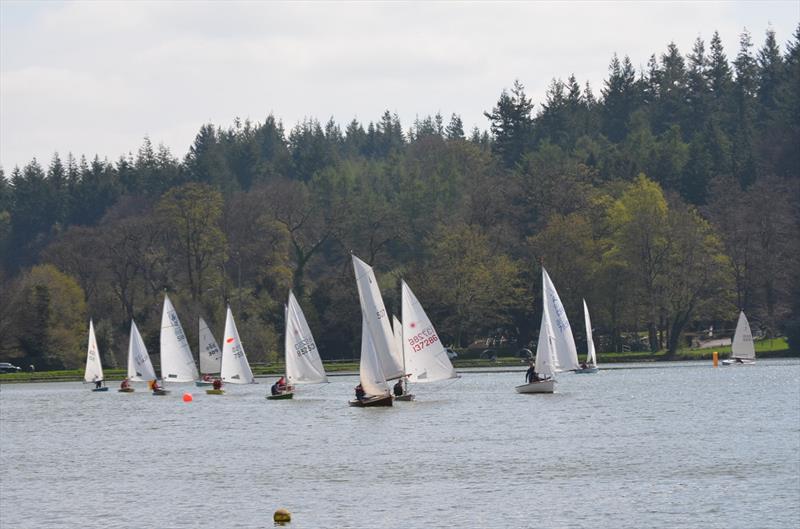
[{"xmin": 0, "ymin": 338, "xmax": 793, "ymax": 384}]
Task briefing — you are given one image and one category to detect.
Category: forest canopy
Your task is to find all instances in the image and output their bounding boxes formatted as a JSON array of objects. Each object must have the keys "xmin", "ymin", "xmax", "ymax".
[{"xmin": 1, "ymin": 26, "xmax": 798, "ymax": 369}]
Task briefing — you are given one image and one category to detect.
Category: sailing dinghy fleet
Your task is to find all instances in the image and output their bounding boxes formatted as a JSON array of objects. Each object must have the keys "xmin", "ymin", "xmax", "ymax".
[{"xmin": 80, "ymin": 260, "xmax": 758, "ymax": 399}]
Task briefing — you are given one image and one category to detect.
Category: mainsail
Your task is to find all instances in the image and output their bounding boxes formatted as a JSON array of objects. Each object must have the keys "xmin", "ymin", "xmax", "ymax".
[
  {"xmin": 198, "ymin": 317, "xmax": 222, "ymax": 375},
  {"xmin": 160, "ymin": 294, "xmax": 198, "ymax": 382},
  {"xmin": 127, "ymin": 320, "xmax": 156, "ymax": 381},
  {"xmin": 220, "ymin": 306, "xmax": 256, "ymax": 384},
  {"xmin": 583, "ymin": 299, "xmax": 597, "ymax": 367},
  {"xmin": 401, "ymin": 280, "xmax": 457, "ymax": 383},
  {"xmin": 285, "ymin": 291, "xmax": 327, "ymax": 385},
  {"xmin": 352, "ymin": 254, "xmax": 404, "ymax": 380},
  {"xmin": 535, "ymin": 296, "xmax": 557, "ymax": 379},
  {"xmin": 83, "ymin": 319, "xmax": 104, "ymax": 383},
  {"xmin": 731, "ymin": 311, "xmax": 756, "ymax": 361},
  {"xmin": 542, "ymin": 268, "xmax": 580, "ymax": 371}
]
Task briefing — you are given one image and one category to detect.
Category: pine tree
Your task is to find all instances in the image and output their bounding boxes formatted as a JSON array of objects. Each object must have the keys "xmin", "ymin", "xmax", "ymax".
[{"xmin": 484, "ymin": 79, "xmax": 534, "ymax": 167}]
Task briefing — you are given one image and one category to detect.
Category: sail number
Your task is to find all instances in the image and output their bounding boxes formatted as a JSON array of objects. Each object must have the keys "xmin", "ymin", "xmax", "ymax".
[
  {"xmin": 294, "ymin": 337, "xmax": 316, "ymax": 357},
  {"xmin": 407, "ymin": 326, "xmax": 438, "ymax": 352}
]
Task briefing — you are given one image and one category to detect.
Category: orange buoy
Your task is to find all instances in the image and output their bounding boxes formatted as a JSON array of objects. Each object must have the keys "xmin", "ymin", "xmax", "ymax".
[
  {"xmin": 713, "ymin": 351, "xmax": 718, "ymax": 368},
  {"xmin": 182, "ymin": 392, "xmax": 193, "ymax": 402}
]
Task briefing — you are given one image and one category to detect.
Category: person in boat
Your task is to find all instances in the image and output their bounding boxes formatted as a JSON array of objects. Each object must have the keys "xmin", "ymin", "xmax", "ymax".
[
  {"xmin": 93, "ymin": 375, "xmax": 103, "ymax": 389},
  {"xmin": 151, "ymin": 380, "xmax": 162, "ymax": 392},
  {"xmin": 735, "ymin": 358, "xmax": 744, "ymax": 364},
  {"xmin": 355, "ymin": 383, "xmax": 366, "ymax": 401},
  {"xmin": 525, "ymin": 362, "xmax": 539, "ymax": 383},
  {"xmin": 393, "ymin": 379, "xmax": 404, "ymax": 397},
  {"xmin": 212, "ymin": 378, "xmax": 222, "ymax": 390},
  {"xmin": 580, "ymin": 361, "xmax": 588, "ymax": 370},
  {"xmin": 120, "ymin": 378, "xmax": 131, "ymax": 390},
  {"xmin": 202, "ymin": 373, "xmax": 212, "ymax": 382}
]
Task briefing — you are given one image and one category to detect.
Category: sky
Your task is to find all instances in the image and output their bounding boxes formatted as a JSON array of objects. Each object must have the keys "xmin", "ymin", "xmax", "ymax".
[{"xmin": 1, "ymin": 0, "xmax": 798, "ymax": 171}]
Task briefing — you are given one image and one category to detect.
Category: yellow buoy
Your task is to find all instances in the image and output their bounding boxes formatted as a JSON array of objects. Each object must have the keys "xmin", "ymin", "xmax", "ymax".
[
  {"xmin": 273, "ymin": 508, "xmax": 291, "ymax": 524},
  {"xmin": 713, "ymin": 351, "xmax": 718, "ymax": 368}
]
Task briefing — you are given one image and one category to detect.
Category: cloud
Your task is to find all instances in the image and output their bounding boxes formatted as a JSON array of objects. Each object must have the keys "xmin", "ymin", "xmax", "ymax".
[{"xmin": 1, "ymin": 0, "xmax": 797, "ymax": 170}]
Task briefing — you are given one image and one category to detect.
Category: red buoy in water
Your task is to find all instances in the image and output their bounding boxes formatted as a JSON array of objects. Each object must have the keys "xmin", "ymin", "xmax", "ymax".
[{"xmin": 182, "ymin": 392, "xmax": 193, "ymax": 402}]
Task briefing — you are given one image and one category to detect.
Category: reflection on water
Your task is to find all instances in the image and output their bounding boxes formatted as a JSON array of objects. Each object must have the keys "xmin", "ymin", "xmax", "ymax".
[{"xmin": 1, "ymin": 360, "xmax": 799, "ymax": 528}]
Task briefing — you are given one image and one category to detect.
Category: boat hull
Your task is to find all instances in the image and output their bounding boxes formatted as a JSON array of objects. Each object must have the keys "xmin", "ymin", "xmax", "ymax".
[
  {"xmin": 152, "ymin": 389, "xmax": 171, "ymax": 396},
  {"xmin": 515, "ymin": 379, "xmax": 555, "ymax": 394},
  {"xmin": 574, "ymin": 367, "xmax": 599, "ymax": 374},
  {"xmin": 348, "ymin": 395, "xmax": 393, "ymax": 407},
  {"xmin": 721, "ymin": 359, "xmax": 756, "ymax": 365},
  {"xmin": 205, "ymin": 389, "xmax": 224, "ymax": 395},
  {"xmin": 195, "ymin": 380, "xmax": 214, "ymax": 387},
  {"xmin": 118, "ymin": 387, "xmax": 135, "ymax": 393},
  {"xmin": 267, "ymin": 392, "xmax": 294, "ymax": 400},
  {"xmin": 394, "ymin": 393, "xmax": 415, "ymax": 401},
  {"xmin": 91, "ymin": 387, "xmax": 109, "ymax": 392}
]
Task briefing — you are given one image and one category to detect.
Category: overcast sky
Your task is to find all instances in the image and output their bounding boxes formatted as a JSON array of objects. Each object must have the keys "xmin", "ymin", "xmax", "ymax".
[{"xmin": 1, "ymin": 1, "xmax": 798, "ymax": 171}]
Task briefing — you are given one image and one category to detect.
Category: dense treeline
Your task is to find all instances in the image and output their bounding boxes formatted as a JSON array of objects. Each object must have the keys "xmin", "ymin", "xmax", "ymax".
[{"xmin": 1, "ymin": 27, "xmax": 798, "ymax": 369}]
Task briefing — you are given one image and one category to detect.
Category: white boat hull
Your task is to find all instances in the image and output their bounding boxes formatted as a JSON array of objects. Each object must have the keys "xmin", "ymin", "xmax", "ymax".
[
  {"xmin": 574, "ymin": 366, "xmax": 598, "ymax": 374},
  {"xmin": 515, "ymin": 379, "xmax": 555, "ymax": 393},
  {"xmin": 721, "ymin": 358, "xmax": 756, "ymax": 365}
]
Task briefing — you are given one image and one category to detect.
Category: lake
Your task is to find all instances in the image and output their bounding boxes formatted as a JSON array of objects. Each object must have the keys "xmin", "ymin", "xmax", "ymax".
[{"xmin": 1, "ymin": 360, "xmax": 799, "ymax": 529}]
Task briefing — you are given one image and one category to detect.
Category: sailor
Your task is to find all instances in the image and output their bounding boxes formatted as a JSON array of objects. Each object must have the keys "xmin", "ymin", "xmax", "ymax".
[{"xmin": 393, "ymin": 379, "xmax": 404, "ymax": 397}]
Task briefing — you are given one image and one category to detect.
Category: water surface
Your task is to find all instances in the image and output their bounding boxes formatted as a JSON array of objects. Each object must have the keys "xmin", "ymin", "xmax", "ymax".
[{"xmin": 1, "ymin": 360, "xmax": 799, "ymax": 528}]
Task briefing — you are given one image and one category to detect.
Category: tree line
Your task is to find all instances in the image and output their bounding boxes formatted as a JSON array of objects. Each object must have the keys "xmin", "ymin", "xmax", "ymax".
[{"xmin": 0, "ymin": 26, "xmax": 798, "ymax": 369}]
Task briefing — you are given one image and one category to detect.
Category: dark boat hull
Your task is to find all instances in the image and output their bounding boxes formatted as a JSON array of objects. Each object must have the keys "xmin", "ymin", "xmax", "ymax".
[
  {"xmin": 348, "ymin": 394, "xmax": 393, "ymax": 407},
  {"xmin": 266, "ymin": 392, "xmax": 294, "ymax": 400}
]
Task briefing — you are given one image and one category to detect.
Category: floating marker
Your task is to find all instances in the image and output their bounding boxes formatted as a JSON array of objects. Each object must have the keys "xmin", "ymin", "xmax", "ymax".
[
  {"xmin": 713, "ymin": 351, "xmax": 718, "ymax": 368},
  {"xmin": 182, "ymin": 392, "xmax": 193, "ymax": 402},
  {"xmin": 273, "ymin": 508, "xmax": 291, "ymax": 524}
]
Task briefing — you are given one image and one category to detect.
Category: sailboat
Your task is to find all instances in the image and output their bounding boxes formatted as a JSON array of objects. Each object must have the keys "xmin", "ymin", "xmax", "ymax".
[
  {"xmin": 516, "ymin": 287, "xmax": 557, "ymax": 393},
  {"xmin": 575, "ymin": 299, "xmax": 599, "ymax": 373},
  {"xmin": 196, "ymin": 317, "xmax": 222, "ymax": 386},
  {"xmin": 123, "ymin": 320, "xmax": 158, "ymax": 393},
  {"xmin": 398, "ymin": 280, "xmax": 458, "ymax": 398},
  {"xmin": 268, "ymin": 291, "xmax": 328, "ymax": 400},
  {"xmin": 160, "ymin": 294, "xmax": 199, "ymax": 384},
  {"xmin": 722, "ymin": 311, "xmax": 756, "ymax": 365},
  {"xmin": 84, "ymin": 319, "xmax": 108, "ymax": 392},
  {"xmin": 350, "ymin": 254, "xmax": 400, "ymax": 407},
  {"xmin": 349, "ymin": 314, "xmax": 393, "ymax": 407},
  {"xmin": 542, "ymin": 267, "xmax": 580, "ymax": 372},
  {"xmin": 219, "ymin": 306, "xmax": 256, "ymax": 387}
]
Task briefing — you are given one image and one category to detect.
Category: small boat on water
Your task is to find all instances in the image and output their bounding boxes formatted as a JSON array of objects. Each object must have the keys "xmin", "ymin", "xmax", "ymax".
[
  {"xmin": 516, "ymin": 269, "xmax": 558, "ymax": 394},
  {"xmin": 268, "ymin": 291, "xmax": 329, "ymax": 401},
  {"xmin": 722, "ymin": 311, "xmax": 756, "ymax": 365},
  {"xmin": 152, "ymin": 388, "xmax": 170, "ymax": 396},
  {"xmin": 196, "ymin": 317, "xmax": 222, "ymax": 387},
  {"xmin": 84, "ymin": 319, "xmax": 107, "ymax": 393},
  {"xmin": 205, "ymin": 388, "xmax": 224, "ymax": 395},
  {"xmin": 125, "ymin": 319, "xmax": 158, "ymax": 393},
  {"xmin": 575, "ymin": 299, "xmax": 599, "ymax": 374},
  {"xmin": 160, "ymin": 294, "xmax": 199, "ymax": 385},
  {"xmin": 348, "ymin": 313, "xmax": 393, "ymax": 408}
]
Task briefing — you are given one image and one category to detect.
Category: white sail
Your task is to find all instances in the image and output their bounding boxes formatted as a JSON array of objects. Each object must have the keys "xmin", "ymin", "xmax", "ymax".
[
  {"xmin": 159, "ymin": 294, "xmax": 198, "ymax": 382},
  {"xmin": 127, "ymin": 320, "xmax": 156, "ymax": 381},
  {"xmin": 220, "ymin": 306, "xmax": 256, "ymax": 384},
  {"xmin": 285, "ymin": 291, "xmax": 327, "ymax": 385},
  {"xmin": 542, "ymin": 268, "xmax": 580, "ymax": 371},
  {"xmin": 359, "ymin": 313, "xmax": 390, "ymax": 397},
  {"xmin": 583, "ymin": 299, "xmax": 597, "ymax": 367},
  {"xmin": 83, "ymin": 319, "xmax": 104, "ymax": 382},
  {"xmin": 535, "ymin": 296, "xmax": 557, "ymax": 378},
  {"xmin": 731, "ymin": 311, "xmax": 756, "ymax": 361},
  {"xmin": 198, "ymin": 317, "xmax": 222, "ymax": 375},
  {"xmin": 392, "ymin": 315, "xmax": 404, "ymax": 374},
  {"xmin": 352, "ymin": 254, "xmax": 404, "ymax": 380},
  {"xmin": 401, "ymin": 280, "xmax": 457, "ymax": 383}
]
